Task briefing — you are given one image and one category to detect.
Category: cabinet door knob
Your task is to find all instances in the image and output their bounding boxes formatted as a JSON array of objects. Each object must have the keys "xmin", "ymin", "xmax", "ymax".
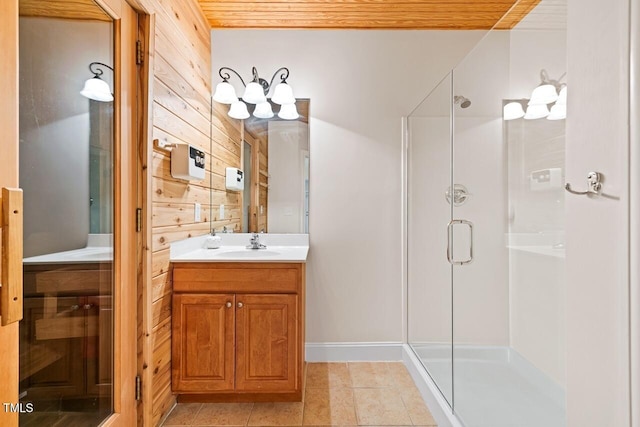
[
  {"xmin": 83, "ymin": 304, "xmax": 94, "ymax": 310},
  {"xmin": 237, "ymin": 302, "xmax": 243, "ymax": 308},
  {"xmin": 226, "ymin": 301, "xmax": 232, "ymax": 308}
]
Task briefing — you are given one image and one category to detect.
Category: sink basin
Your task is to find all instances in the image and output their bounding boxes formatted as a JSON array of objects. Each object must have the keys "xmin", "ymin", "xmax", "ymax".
[{"xmin": 221, "ymin": 250, "xmax": 280, "ymax": 257}]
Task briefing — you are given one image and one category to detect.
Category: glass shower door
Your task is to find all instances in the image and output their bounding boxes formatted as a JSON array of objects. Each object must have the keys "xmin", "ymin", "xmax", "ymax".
[
  {"xmin": 450, "ymin": 25, "xmax": 566, "ymax": 427},
  {"xmin": 407, "ymin": 73, "xmax": 453, "ymax": 406}
]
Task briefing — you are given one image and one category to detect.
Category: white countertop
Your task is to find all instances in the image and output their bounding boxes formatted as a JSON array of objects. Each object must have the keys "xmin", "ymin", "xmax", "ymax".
[
  {"xmin": 23, "ymin": 234, "xmax": 113, "ymax": 265},
  {"xmin": 170, "ymin": 234, "xmax": 309, "ymax": 263}
]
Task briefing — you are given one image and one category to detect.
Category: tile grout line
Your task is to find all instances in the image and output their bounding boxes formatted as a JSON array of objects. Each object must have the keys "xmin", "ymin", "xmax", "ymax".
[{"xmin": 191, "ymin": 403, "xmax": 204, "ymax": 426}]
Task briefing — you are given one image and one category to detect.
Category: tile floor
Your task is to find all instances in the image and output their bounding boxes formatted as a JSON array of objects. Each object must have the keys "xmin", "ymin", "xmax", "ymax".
[{"xmin": 162, "ymin": 362, "xmax": 438, "ymax": 426}]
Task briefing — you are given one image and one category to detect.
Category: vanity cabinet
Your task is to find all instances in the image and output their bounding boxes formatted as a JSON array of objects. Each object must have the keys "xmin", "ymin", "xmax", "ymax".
[{"xmin": 171, "ymin": 262, "xmax": 305, "ymax": 402}]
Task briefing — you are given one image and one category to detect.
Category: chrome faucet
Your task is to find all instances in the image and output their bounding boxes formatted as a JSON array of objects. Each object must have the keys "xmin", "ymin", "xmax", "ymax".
[{"xmin": 247, "ymin": 233, "xmax": 266, "ymax": 250}]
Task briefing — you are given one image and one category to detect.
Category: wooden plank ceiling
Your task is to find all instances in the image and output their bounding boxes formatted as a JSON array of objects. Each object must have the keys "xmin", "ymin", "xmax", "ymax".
[
  {"xmin": 198, "ymin": 0, "xmax": 541, "ymax": 30},
  {"xmin": 19, "ymin": 0, "xmax": 112, "ymax": 21}
]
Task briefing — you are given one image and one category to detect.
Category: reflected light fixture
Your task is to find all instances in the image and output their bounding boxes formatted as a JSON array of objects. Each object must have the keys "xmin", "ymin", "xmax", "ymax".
[
  {"xmin": 524, "ymin": 104, "xmax": 550, "ymax": 120},
  {"xmin": 528, "ymin": 69, "xmax": 565, "ymax": 105},
  {"xmin": 212, "ymin": 66, "xmax": 298, "ymax": 120},
  {"xmin": 503, "ymin": 101, "xmax": 526, "ymax": 120},
  {"xmin": 547, "ymin": 103, "xmax": 566, "ymax": 120},
  {"xmin": 80, "ymin": 62, "xmax": 114, "ymax": 102},
  {"xmin": 546, "ymin": 86, "xmax": 567, "ymax": 120},
  {"xmin": 504, "ymin": 70, "xmax": 567, "ymax": 121}
]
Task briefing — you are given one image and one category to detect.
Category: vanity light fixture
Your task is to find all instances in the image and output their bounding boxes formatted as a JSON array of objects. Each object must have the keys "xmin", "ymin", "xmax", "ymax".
[
  {"xmin": 228, "ymin": 101, "xmax": 250, "ymax": 120},
  {"xmin": 213, "ymin": 66, "xmax": 298, "ymax": 120},
  {"xmin": 80, "ymin": 62, "xmax": 114, "ymax": 102},
  {"xmin": 253, "ymin": 102, "xmax": 275, "ymax": 119},
  {"xmin": 277, "ymin": 103, "xmax": 299, "ymax": 120}
]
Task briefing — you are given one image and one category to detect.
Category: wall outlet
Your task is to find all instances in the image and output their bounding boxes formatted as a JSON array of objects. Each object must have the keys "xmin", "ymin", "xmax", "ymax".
[
  {"xmin": 194, "ymin": 203, "xmax": 201, "ymax": 222},
  {"xmin": 220, "ymin": 204, "xmax": 225, "ymax": 220}
]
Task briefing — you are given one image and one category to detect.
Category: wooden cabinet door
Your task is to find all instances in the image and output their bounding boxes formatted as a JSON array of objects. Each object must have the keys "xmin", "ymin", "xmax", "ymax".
[
  {"xmin": 86, "ymin": 295, "xmax": 112, "ymax": 397},
  {"xmin": 20, "ymin": 296, "xmax": 85, "ymax": 400},
  {"xmin": 235, "ymin": 294, "xmax": 298, "ymax": 392},
  {"xmin": 172, "ymin": 294, "xmax": 235, "ymax": 392}
]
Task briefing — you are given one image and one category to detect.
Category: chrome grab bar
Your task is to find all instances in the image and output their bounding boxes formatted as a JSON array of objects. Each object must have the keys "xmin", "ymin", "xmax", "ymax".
[{"xmin": 447, "ymin": 219, "xmax": 474, "ymax": 265}]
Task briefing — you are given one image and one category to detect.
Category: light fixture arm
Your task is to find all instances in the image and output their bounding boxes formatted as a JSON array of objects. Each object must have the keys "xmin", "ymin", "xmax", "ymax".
[
  {"xmin": 539, "ymin": 69, "xmax": 567, "ymax": 91},
  {"xmin": 250, "ymin": 66, "xmax": 270, "ymax": 95},
  {"xmin": 88, "ymin": 62, "xmax": 113, "ymax": 78},
  {"xmin": 217, "ymin": 66, "xmax": 291, "ymax": 96},
  {"xmin": 218, "ymin": 67, "xmax": 247, "ymax": 87},
  {"xmin": 268, "ymin": 67, "xmax": 290, "ymax": 91}
]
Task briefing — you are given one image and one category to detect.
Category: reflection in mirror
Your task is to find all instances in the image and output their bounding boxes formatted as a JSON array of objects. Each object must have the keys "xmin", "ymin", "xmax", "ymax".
[
  {"xmin": 241, "ymin": 99, "xmax": 310, "ymax": 233},
  {"xmin": 19, "ymin": 0, "xmax": 114, "ymax": 424}
]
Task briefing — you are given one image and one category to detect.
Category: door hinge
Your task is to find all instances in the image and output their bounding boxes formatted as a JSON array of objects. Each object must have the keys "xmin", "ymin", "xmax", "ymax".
[
  {"xmin": 136, "ymin": 40, "xmax": 144, "ymax": 65},
  {"xmin": 135, "ymin": 375, "xmax": 142, "ymax": 401},
  {"xmin": 136, "ymin": 208, "xmax": 142, "ymax": 232}
]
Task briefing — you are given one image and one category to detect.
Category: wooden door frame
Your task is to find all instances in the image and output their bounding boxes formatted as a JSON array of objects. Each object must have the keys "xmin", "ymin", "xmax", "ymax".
[
  {"xmin": 0, "ymin": 0, "xmax": 142, "ymax": 425},
  {"xmin": 133, "ymin": 5, "xmax": 154, "ymax": 427},
  {"xmin": 240, "ymin": 122, "xmax": 262, "ymax": 233},
  {"xmin": 0, "ymin": 1, "xmax": 20, "ymax": 426}
]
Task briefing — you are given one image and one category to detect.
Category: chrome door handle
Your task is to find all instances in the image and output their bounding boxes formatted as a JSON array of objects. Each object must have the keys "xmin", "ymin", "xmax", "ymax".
[{"xmin": 447, "ymin": 219, "xmax": 474, "ymax": 265}]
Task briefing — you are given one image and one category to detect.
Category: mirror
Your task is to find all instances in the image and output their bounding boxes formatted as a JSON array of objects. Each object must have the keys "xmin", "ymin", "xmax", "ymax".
[
  {"xmin": 19, "ymin": 0, "xmax": 115, "ymax": 424},
  {"xmin": 214, "ymin": 99, "xmax": 309, "ymax": 234}
]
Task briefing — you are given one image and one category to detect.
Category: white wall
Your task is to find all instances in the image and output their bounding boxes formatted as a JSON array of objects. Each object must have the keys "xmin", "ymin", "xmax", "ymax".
[
  {"xmin": 566, "ymin": 0, "xmax": 631, "ymax": 425},
  {"xmin": 212, "ymin": 30, "xmax": 483, "ymax": 343}
]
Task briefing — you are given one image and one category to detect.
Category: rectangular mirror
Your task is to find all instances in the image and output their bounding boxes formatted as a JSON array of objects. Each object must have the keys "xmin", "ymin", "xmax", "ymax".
[{"xmin": 213, "ymin": 99, "xmax": 309, "ymax": 234}]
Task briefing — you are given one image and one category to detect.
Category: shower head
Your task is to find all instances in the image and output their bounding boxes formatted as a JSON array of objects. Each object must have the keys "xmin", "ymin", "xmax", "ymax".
[{"xmin": 454, "ymin": 95, "xmax": 471, "ymax": 109}]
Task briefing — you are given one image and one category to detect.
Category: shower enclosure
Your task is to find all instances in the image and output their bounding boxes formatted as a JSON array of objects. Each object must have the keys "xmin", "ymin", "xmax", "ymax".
[{"xmin": 407, "ymin": 5, "xmax": 567, "ymax": 426}]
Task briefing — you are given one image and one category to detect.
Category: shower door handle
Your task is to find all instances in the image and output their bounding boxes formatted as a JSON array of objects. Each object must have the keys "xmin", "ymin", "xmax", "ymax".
[{"xmin": 446, "ymin": 219, "xmax": 474, "ymax": 265}]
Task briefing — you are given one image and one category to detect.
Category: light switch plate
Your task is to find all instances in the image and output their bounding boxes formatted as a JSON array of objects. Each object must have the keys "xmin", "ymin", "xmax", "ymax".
[
  {"xmin": 194, "ymin": 203, "xmax": 201, "ymax": 222},
  {"xmin": 220, "ymin": 204, "xmax": 225, "ymax": 220}
]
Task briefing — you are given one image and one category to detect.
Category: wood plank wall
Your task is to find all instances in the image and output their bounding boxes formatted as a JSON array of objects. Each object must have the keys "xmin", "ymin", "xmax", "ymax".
[{"xmin": 127, "ymin": 0, "xmax": 241, "ymax": 425}]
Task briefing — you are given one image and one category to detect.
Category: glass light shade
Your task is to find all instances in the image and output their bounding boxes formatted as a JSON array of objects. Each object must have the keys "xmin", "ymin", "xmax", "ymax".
[
  {"xmin": 242, "ymin": 82, "xmax": 267, "ymax": 104},
  {"xmin": 528, "ymin": 84, "xmax": 559, "ymax": 105},
  {"xmin": 557, "ymin": 86, "xmax": 567, "ymax": 105},
  {"xmin": 253, "ymin": 102, "xmax": 274, "ymax": 119},
  {"xmin": 524, "ymin": 104, "xmax": 550, "ymax": 120},
  {"xmin": 271, "ymin": 82, "xmax": 295, "ymax": 105},
  {"xmin": 80, "ymin": 77, "xmax": 113, "ymax": 102},
  {"xmin": 212, "ymin": 81, "xmax": 238, "ymax": 104},
  {"xmin": 277, "ymin": 103, "xmax": 299, "ymax": 120},
  {"xmin": 503, "ymin": 102, "xmax": 525, "ymax": 120},
  {"xmin": 228, "ymin": 101, "xmax": 250, "ymax": 120},
  {"xmin": 547, "ymin": 103, "xmax": 567, "ymax": 120}
]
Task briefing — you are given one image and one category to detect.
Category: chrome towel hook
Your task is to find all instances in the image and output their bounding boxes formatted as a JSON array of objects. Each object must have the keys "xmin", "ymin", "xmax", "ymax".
[{"xmin": 565, "ymin": 171, "xmax": 602, "ymax": 195}]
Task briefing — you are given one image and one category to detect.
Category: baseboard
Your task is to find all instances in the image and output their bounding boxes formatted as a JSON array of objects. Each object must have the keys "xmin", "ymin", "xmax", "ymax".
[
  {"xmin": 402, "ymin": 344, "xmax": 463, "ymax": 427},
  {"xmin": 305, "ymin": 342, "xmax": 404, "ymax": 362}
]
